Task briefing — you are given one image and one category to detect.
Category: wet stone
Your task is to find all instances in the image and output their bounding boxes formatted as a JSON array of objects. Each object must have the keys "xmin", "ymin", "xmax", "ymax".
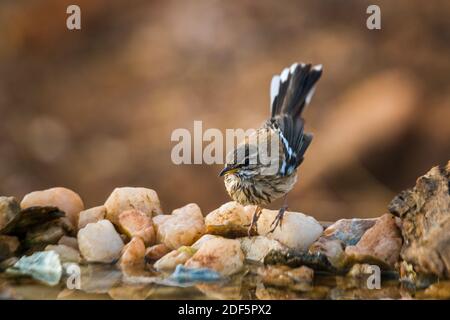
[
  {"xmin": 205, "ymin": 202, "xmax": 254, "ymax": 238},
  {"xmin": 153, "ymin": 246, "xmax": 196, "ymax": 272},
  {"xmin": 7, "ymin": 251, "xmax": 62, "ymax": 286},
  {"xmin": 154, "ymin": 203, "xmax": 205, "ymax": 250},
  {"xmin": 118, "ymin": 209, "xmax": 155, "ymax": 246},
  {"xmin": 168, "ymin": 265, "xmax": 222, "ymax": 284},
  {"xmin": 104, "ymin": 187, "xmax": 162, "ymax": 224},
  {"xmin": 45, "ymin": 244, "xmax": 81, "ymax": 263},
  {"xmin": 77, "ymin": 220, "xmax": 124, "ymax": 263},
  {"xmin": 185, "ymin": 238, "xmax": 244, "ymax": 276},
  {"xmin": 78, "ymin": 205, "xmax": 106, "ymax": 230},
  {"xmin": 145, "ymin": 244, "xmax": 171, "ymax": 264},
  {"xmin": 0, "ymin": 197, "xmax": 21, "ymax": 233},
  {"xmin": 345, "ymin": 213, "xmax": 402, "ymax": 269},
  {"xmin": 21, "ymin": 187, "xmax": 84, "ymax": 228},
  {"xmin": 257, "ymin": 210, "xmax": 323, "ymax": 251}
]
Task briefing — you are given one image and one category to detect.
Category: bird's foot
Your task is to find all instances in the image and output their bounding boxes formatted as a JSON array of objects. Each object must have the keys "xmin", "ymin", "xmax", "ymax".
[
  {"xmin": 247, "ymin": 206, "xmax": 262, "ymax": 236},
  {"xmin": 269, "ymin": 205, "xmax": 288, "ymax": 233}
]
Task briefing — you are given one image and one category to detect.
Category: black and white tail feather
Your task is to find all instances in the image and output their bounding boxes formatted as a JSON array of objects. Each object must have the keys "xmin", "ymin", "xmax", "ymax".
[{"xmin": 266, "ymin": 63, "xmax": 322, "ymax": 176}]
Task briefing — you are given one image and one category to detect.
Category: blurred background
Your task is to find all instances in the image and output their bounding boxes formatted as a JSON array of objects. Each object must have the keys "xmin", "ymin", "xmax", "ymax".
[{"xmin": 0, "ymin": 0, "xmax": 449, "ymax": 221}]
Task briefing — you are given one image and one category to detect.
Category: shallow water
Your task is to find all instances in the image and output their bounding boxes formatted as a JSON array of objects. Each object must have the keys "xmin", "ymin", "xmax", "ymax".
[{"xmin": 1, "ymin": 264, "xmax": 449, "ymax": 300}]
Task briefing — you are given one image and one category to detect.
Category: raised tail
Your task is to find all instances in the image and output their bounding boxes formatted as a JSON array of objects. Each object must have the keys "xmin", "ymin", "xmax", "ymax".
[
  {"xmin": 266, "ymin": 62, "xmax": 322, "ymax": 174},
  {"xmin": 270, "ymin": 63, "xmax": 322, "ymax": 119}
]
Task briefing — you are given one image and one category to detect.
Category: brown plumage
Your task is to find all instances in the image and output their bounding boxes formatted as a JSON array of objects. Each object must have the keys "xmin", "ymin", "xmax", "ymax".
[{"xmin": 219, "ymin": 62, "xmax": 323, "ymax": 234}]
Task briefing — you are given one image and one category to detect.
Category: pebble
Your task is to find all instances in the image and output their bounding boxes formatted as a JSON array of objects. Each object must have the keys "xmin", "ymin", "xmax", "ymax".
[
  {"xmin": 7, "ymin": 251, "xmax": 62, "ymax": 286},
  {"xmin": 45, "ymin": 244, "xmax": 81, "ymax": 263},
  {"xmin": 257, "ymin": 210, "xmax": 323, "ymax": 251},
  {"xmin": 239, "ymin": 236, "xmax": 285, "ymax": 263},
  {"xmin": 144, "ymin": 244, "xmax": 171, "ymax": 263},
  {"xmin": 315, "ymin": 218, "xmax": 377, "ymax": 247},
  {"xmin": 191, "ymin": 234, "xmax": 219, "ymax": 250},
  {"xmin": 205, "ymin": 201, "xmax": 255, "ymax": 237},
  {"xmin": 58, "ymin": 236, "xmax": 78, "ymax": 250},
  {"xmin": 118, "ymin": 209, "xmax": 155, "ymax": 246},
  {"xmin": 185, "ymin": 238, "xmax": 244, "ymax": 276},
  {"xmin": 154, "ymin": 203, "xmax": 205, "ymax": 250},
  {"xmin": 77, "ymin": 220, "xmax": 124, "ymax": 263},
  {"xmin": 20, "ymin": 187, "xmax": 84, "ymax": 227},
  {"xmin": 168, "ymin": 265, "xmax": 222, "ymax": 284},
  {"xmin": 78, "ymin": 206, "xmax": 106, "ymax": 230},
  {"xmin": 0, "ymin": 235, "xmax": 20, "ymax": 260},
  {"xmin": 0, "ymin": 196, "xmax": 21, "ymax": 233},
  {"xmin": 153, "ymin": 246, "xmax": 196, "ymax": 272},
  {"xmin": 104, "ymin": 187, "xmax": 163, "ymax": 224},
  {"xmin": 120, "ymin": 237, "xmax": 146, "ymax": 266},
  {"xmin": 345, "ymin": 213, "xmax": 402, "ymax": 268}
]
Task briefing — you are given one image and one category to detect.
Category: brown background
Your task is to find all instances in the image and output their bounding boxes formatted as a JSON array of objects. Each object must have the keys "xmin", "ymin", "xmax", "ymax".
[{"xmin": 0, "ymin": 0, "xmax": 449, "ymax": 221}]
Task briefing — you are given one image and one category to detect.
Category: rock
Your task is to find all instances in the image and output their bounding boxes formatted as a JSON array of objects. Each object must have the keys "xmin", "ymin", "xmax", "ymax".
[
  {"xmin": 78, "ymin": 206, "xmax": 106, "ymax": 230},
  {"xmin": 77, "ymin": 220, "xmax": 124, "ymax": 263},
  {"xmin": 310, "ymin": 239, "xmax": 347, "ymax": 269},
  {"xmin": 58, "ymin": 236, "xmax": 78, "ymax": 250},
  {"xmin": 144, "ymin": 244, "xmax": 171, "ymax": 263},
  {"xmin": 8, "ymin": 206, "xmax": 65, "ymax": 236},
  {"xmin": 24, "ymin": 219, "xmax": 71, "ymax": 247},
  {"xmin": 389, "ymin": 161, "xmax": 450, "ymax": 278},
  {"xmin": 45, "ymin": 244, "xmax": 81, "ymax": 263},
  {"xmin": 239, "ymin": 236, "xmax": 286, "ymax": 263},
  {"xmin": 119, "ymin": 237, "xmax": 146, "ymax": 266},
  {"xmin": 257, "ymin": 209, "xmax": 323, "ymax": 251},
  {"xmin": 205, "ymin": 202, "xmax": 254, "ymax": 237},
  {"xmin": 154, "ymin": 203, "xmax": 205, "ymax": 250},
  {"xmin": 313, "ymin": 218, "xmax": 377, "ymax": 247},
  {"xmin": 104, "ymin": 187, "xmax": 162, "ymax": 224},
  {"xmin": 153, "ymin": 246, "xmax": 196, "ymax": 272},
  {"xmin": 185, "ymin": 238, "xmax": 244, "ymax": 276},
  {"xmin": 257, "ymin": 265, "xmax": 314, "ymax": 291},
  {"xmin": 0, "ymin": 197, "xmax": 21, "ymax": 233},
  {"xmin": 0, "ymin": 235, "xmax": 20, "ymax": 261},
  {"xmin": 21, "ymin": 187, "xmax": 84, "ymax": 227},
  {"xmin": 168, "ymin": 265, "xmax": 222, "ymax": 284},
  {"xmin": 7, "ymin": 251, "xmax": 62, "ymax": 286},
  {"xmin": 117, "ymin": 209, "xmax": 155, "ymax": 245},
  {"xmin": 418, "ymin": 281, "xmax": 450, "ymax": 299},
  {"xmin": 0, "ymin": 257, "xmax": 18, "ymax": 271},
  {"xmin": 191, "ymin": 234, "xmax": 219, "ymax": 250},
  {"xmin": 345, "ymin": 213, "xmax": 402, "ymax": 269},
  {"xmin": 264, "ymin": 248, "xmax": 337, "ymax": 272}
]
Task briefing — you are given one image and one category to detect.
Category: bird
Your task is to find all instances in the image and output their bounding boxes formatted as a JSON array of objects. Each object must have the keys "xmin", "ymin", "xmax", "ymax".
[{"xmin": 219, "ymin": 62, "xmax": 323, "ymax": 235}]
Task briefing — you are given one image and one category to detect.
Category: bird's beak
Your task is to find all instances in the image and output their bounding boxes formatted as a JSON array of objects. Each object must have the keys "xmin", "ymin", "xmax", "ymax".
[{"xmin": 219, "ymin": 166, "xmax": 239, "ymax": 177}]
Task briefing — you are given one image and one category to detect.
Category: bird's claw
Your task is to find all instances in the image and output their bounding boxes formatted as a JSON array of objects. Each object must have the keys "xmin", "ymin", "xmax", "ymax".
[
  {"xmin": 269, "ymin": 205, "xmax": 287, "ymax": 233},
  {"xmin": 247, "ymin": 207, "xmax": 262, "ymax": 236}
]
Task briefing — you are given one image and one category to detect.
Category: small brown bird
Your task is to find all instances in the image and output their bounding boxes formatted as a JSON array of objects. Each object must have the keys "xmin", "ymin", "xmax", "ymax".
[{"xmin": 219, "ymin": 62, "xmax": 322, "ymax": 234}]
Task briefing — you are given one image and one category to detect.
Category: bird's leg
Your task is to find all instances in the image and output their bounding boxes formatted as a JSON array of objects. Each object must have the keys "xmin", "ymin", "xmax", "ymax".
[
  {"xmin": 269, "ymin": 195, "xmax": 289, "ymax": 233},
  {"xmin": 248, "ymin": 206, "xmax": 262, "ymax": 236}
]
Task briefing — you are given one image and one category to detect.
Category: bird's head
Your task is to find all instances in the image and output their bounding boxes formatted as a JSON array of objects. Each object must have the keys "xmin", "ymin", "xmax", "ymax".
[{"xmin": 219, "ymin": 143, "xmax": 260, "ymax": 179}]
